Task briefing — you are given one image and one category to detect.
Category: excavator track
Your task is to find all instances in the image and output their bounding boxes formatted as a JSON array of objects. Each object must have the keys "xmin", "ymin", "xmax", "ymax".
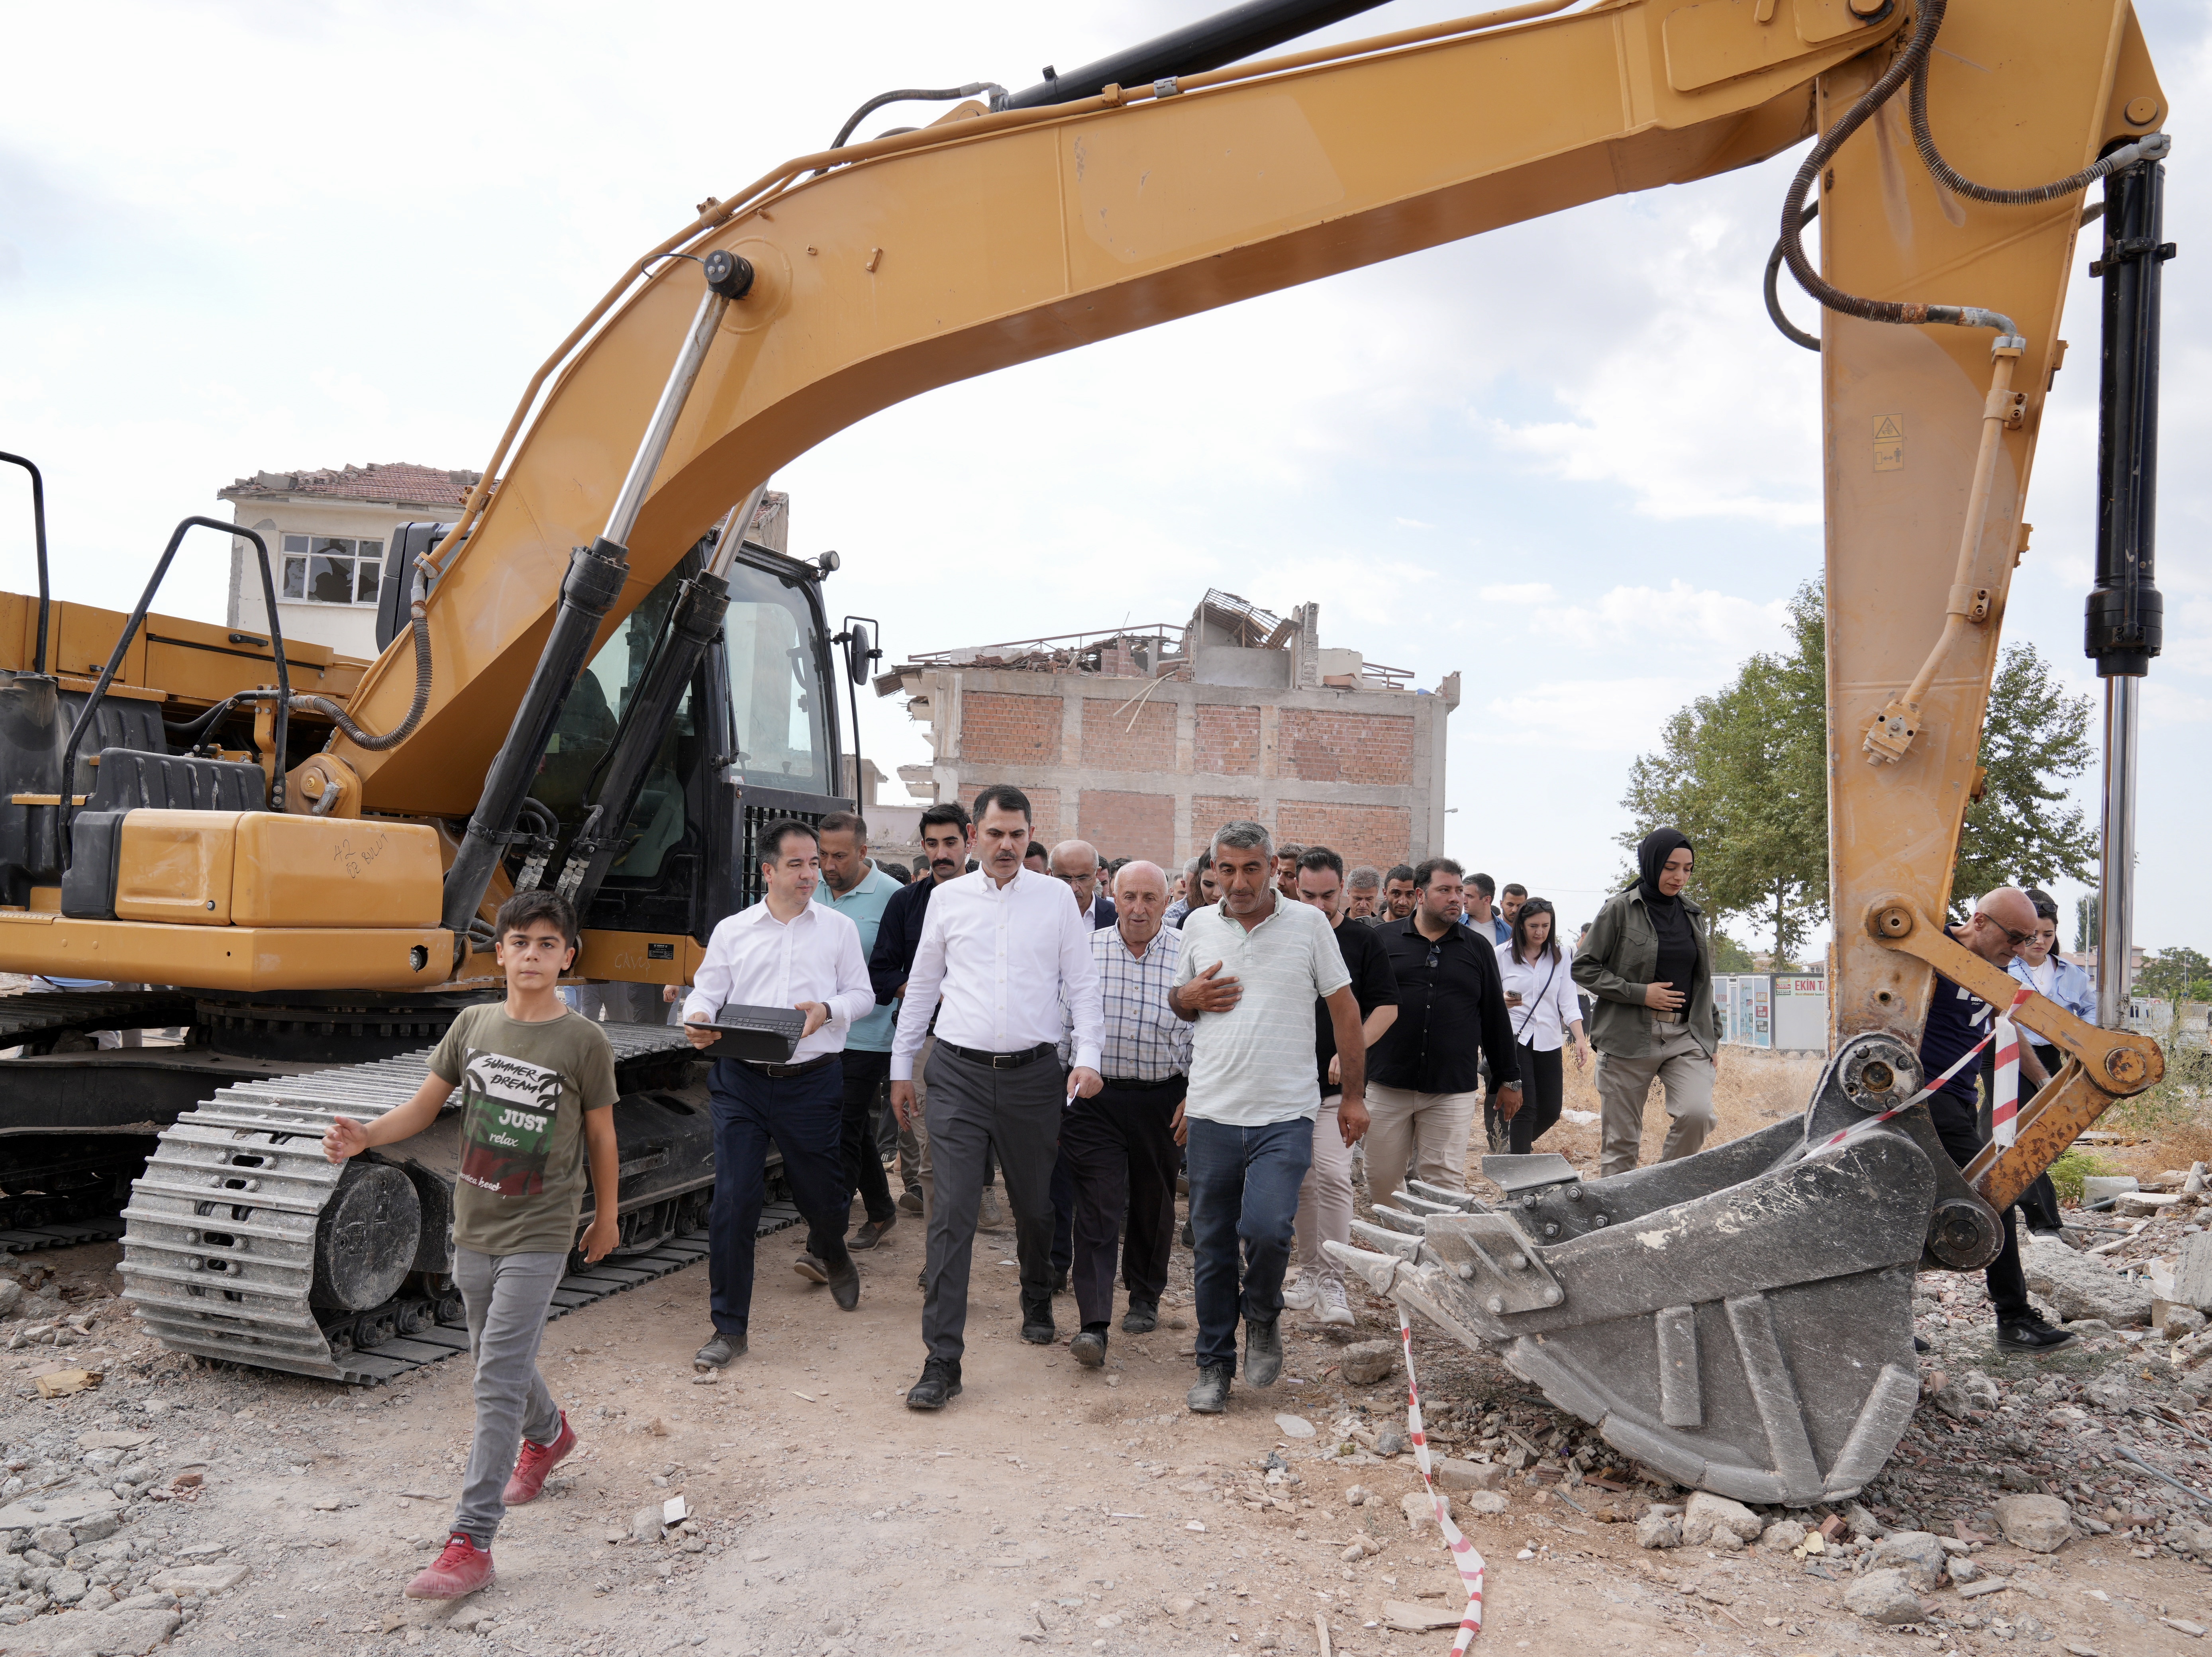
[
  {"xmin": 118, "ymin": 1024, "xmax": 794, "ymax": 1384},
  {"xmin": 0, "ymin": 989, "xmax": 198, "ymax": 1051},
  {"xmin": 1, "ymin": 989, "xmax": 204, "ymax": 1252}
]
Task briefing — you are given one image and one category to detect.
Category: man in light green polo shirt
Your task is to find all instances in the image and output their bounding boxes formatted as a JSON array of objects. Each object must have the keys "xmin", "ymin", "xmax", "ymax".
[{"xmin": 815, "ymin": 811, "xmax": 902, "ymax": 1252}]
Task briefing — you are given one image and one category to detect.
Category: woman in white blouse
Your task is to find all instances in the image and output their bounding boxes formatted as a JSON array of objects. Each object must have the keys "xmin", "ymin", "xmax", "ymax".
[{"xmin": 1494, "ymin": 898, "xmax": 1589, "ymax": 1155}]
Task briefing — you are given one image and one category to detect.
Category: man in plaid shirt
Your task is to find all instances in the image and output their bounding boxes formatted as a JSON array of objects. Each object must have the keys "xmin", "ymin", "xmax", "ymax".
[{"xmin": 1059, "ymin": 860, "xmax": 1191, "ymax": 1367}]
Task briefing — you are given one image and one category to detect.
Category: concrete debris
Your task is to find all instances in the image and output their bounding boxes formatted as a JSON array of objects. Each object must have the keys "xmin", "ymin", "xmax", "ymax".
[
  {"xmin": 1759, "ymin": 1519, "xmax": 1806, "ymax": 1551},
  {"xmin": 1401, "ymin": 1492, "xmax": 1451, "ymax": 1533},
  {"xmin": 1460, "ymin": 1490, "xmax": 1510, "ymax": 1516},
  {"xmin": 0, "ymin": 1279, "xmax": 23, "ymax": 1319},
  {"xmin": 1635, "ymin": 1512, "xmax": 1683, "ymax": 1551},
  {"xmin": 630, "ymin": 1506, "xmax": 665, "ymax": 1544},
  {"xmin": 1842, "ymin": 1502, "xmax": 1887, "ymax": 1540},
  {"xmin": 145, "ymin": 1563, "xmax": 247, "ymax": 1595},
  {"xmin": 1274, "ymin": 1414, "xmax": 1315, "ymax": 1439},
  {"xmin": 1683, "ymin": 1491, "xmax": 1763, "ymax": 1546},
  {"xmin": 1991, "ymin": 1494, "xmax": 2074, "ymax": 1553},
  {"xmin": 2020, "ymin": 1232, "xmax": 2153, "ymax": 1326},
  {"xmin": 1430, "ymin": 1457, "xmax": 1503, "ymax": 1492},
  {"xmin": 1337, "ymin": 1342, "xmax": 1398, "ymax": 1386},
  {"xmin": 1843, "ymin": 1568, "xmax": 1926, "ymax": 1625},
  {"xmin": 1866, "ymin": 1530, "xmax": 1949, "ymax": 1591}
]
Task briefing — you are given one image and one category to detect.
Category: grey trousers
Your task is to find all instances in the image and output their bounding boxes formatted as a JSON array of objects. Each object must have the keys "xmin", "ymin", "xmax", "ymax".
[
  {"xmin": 1596, "ymin": 1022, "xmax": 1717, "ymax": 1179},
  {"xmin": 920, "ymin": 1045, "xmax": 1063, "ymax": 1367},
  {"xmin": 452, "ymin": 1247, "xmax": 566, "ymax": 1547}
]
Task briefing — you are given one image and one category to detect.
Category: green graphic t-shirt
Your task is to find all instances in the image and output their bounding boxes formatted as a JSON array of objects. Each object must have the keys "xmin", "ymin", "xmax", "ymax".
[{"xmin": 429, "ymin": 1004, "xmax": 619, "ymax": 1257}]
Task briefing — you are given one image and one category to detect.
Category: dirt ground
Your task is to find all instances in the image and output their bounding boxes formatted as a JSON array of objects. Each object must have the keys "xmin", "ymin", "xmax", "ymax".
[{"xmin": 7, "ymin": 1050, "xmax": 2212, "ymax": 1657}]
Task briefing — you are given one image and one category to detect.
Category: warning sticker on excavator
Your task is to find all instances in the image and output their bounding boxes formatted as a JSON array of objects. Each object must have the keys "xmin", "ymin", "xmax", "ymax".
[{"xmin": 1873, "ymin": 414, "xmax": 1904, "ymax": 472}]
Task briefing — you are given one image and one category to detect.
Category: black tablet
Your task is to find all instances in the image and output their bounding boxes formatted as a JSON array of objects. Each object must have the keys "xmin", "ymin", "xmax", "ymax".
[{"xmin": 698, "ymin": 1002, "xmax": 807, "ymax": 1063}]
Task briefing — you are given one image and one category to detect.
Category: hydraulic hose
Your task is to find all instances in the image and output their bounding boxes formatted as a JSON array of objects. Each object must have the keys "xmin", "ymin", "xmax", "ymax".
[
  {"xmin": 1777, "ymin": 2, "xmax": 2014, "ymax": 339},
  {"xmin": 167, "ymin": 560, "xmax": 435, "ymax": 756},
  {"xmin": 1908, "ymin": 31, "xmax": 2168, "ymax": 206},
  {"xmin": 288, "ymin": 563, "xmax": 433, "ymax": 751},
  {"xmin": 1779, "ymin": 0, "xmax": 2166, "ymax": 342},
  {"xmin": 817, "ymin": 84, "xmax": 1007, "ymax": 172}
]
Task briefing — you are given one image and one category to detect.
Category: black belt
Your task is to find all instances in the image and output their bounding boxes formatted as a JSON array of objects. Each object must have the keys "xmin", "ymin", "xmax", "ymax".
[
  {"xmin": 1102, "ymin": 1073, "xmax": 1186, "ymax": 1090},
  {"xmin": 743, "ymin": 1052, "xmax": 838, "ymax": 1079},
  {"xmin": 939, "ymin": 1040, "xmax": 1056, "ymax": 1071}
]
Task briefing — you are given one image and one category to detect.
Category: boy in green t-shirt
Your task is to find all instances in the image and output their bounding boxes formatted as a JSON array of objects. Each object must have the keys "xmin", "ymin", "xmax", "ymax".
[{"xmin": 323, "ymin": 890, "xmax": 620, "ymax": 1601}]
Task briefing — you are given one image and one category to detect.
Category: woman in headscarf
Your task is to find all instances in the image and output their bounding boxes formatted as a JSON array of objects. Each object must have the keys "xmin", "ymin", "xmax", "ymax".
[{"xmin": 1570, "ymin": 828, "xmax": 1724, "ymax": 1179}]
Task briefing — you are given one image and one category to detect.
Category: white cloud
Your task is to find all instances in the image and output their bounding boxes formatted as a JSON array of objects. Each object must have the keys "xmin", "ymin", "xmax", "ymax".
[{"xmin": 2, "ymin": 0, "xmax": 2207, "ymax": 948}]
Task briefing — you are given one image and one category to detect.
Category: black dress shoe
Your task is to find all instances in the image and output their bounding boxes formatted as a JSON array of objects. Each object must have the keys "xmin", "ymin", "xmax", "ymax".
[
  {"xmin": 1072, "ymin": 1328, "xmax": 1108, "ymax": 1368},
  {"xmin": 849, "ymin": 1215, "xmax": 896, "ymax": 1251},
  {"xmin": 1122, "ymin": 1299, "xmax": 1159, "ymax": 1335},
  {"xmin": 1996, "ymin": 1314, "xmax": 2079, "ymax": 1353},
  {"xmin": 1244, "ymin": 1317, "xmax": 1283, "ymax": 1388},
  {"xmin": 793, "ymin": 1253, "xmax": 829, "ymax": 1284},
  {"xmin": 1187, "ymin": 1362, "xmax": 1232, "ymax": 1414},
  {"xmin": 1021, "ymin": 1301, "xmax": 1057, "ymax": 1345},
  {"xmin": 827, "ymin": 1256, "xmax": 861, "ymax": 1311},
  {"xmin": 906, "ymin": 1359, "xmax": 962, "ymax": 1410},
  {"xmin": 694, "ymin": 1332, "xmax": 745, "ymax": 1369}
]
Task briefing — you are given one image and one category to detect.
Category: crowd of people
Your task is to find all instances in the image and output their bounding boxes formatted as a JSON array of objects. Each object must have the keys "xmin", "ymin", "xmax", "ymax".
[{"xmin": 324, "ymin": 786, "xmax": 2080, "ymax": 1602}]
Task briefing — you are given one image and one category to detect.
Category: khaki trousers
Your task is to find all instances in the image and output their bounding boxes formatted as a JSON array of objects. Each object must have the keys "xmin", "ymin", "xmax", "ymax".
[
  {"xmin": 1362, "ymin": 1083, "xmax": 1478, "ymax": 1201},
  {"xmin": 1596, "ymin": 1022, "xmax": 1716, "ymax": 1178},
  {"xmin": 1292, "ymin": 1099, "xmax": 1355, "ymax": 1287}
]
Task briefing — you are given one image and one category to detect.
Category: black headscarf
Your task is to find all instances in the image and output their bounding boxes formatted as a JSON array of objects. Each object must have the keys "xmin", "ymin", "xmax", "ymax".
[{"xmin": 1635, "ymin": 827, "xmax": 1699, "ymax": 995}]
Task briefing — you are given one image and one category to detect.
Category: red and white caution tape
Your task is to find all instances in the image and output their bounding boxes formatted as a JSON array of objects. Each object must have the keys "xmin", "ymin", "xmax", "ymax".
[
  {"xmin": 1989, "ymin": 984, "xmax": 2034, "ymax": 1147},
  {"xmin": 1398, "ymin": 1308, "xmax": 1485, "ymax": 1649},
  {"xmin": 1810, "ymin": 1014, "xmax": 2012, "ymax": 1156}
]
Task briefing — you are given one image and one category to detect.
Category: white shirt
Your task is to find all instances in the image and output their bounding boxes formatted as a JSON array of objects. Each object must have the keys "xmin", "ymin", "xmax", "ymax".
[
  {"xmin": 891, "ymin": 867, "xmax": 1104, "ymax": 1080},
  {"xmin": 682, "ymin": 899, "xmax": 876, "ymax": 1063},
  {"xmin": 1494, "ymin": 939, "xmax": 1582, "ymax": 1053},
  {"xmin": 1175, "ymin": 895, "xmax": 1350, "ymax": 1127}
]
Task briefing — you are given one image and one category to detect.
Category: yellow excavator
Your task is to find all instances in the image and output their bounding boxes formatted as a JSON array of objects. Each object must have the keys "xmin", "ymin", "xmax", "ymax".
[{"xmin": 0, "ymin": 0, "xmax": 2172, "ymax": 1500}]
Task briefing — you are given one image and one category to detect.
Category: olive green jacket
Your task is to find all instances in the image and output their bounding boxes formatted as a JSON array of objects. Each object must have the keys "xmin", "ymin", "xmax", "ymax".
[{"xmin": 1570, "ymin": 886, "xmax": 1724, "ymax": 1059}]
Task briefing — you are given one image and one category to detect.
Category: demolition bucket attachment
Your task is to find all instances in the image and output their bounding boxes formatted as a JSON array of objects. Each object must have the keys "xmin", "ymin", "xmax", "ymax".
[{"xmin": 1327, "ymin": 1033, "xmax": 2001, "ymax": 1505}]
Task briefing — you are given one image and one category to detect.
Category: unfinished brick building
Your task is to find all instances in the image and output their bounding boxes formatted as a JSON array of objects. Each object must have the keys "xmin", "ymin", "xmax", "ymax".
[{"xmin": 879, "ymin": 592, "xmax": 1459, "ymax": 873}]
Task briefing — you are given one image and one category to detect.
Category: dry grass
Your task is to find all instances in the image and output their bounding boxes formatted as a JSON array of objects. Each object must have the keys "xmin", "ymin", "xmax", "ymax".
[{"xmin": 1471, "ymin": 1045, "xmax": 1826, "ymax": 1181}]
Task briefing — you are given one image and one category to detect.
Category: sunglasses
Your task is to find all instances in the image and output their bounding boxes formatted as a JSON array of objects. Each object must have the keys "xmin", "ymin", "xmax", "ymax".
[{"xmin": 1977, "ymin": 915, "xmax": 2035, "ymax": 948}]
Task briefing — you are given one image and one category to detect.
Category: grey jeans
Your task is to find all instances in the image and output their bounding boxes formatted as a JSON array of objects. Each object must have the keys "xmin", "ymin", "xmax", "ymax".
[
  {"xmin": 452, "ymin": 1247, "xmax": 566, "ymax": 1547},
  {"xmin": 920, "ymin": 1045, "xmax": 1063, "ymax": 1367}
]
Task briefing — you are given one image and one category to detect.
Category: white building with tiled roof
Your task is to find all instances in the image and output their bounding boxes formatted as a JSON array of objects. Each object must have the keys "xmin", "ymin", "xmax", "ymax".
[{"xmin": 219, "ymin": 463, "xmax": 482, "ymax": 657}]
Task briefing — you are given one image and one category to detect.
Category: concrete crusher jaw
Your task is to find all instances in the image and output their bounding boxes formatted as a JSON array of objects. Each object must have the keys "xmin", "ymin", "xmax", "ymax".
[{"xmin": 1326, "ymin": 1032, "xmax": 2007, "ymax": 1506}]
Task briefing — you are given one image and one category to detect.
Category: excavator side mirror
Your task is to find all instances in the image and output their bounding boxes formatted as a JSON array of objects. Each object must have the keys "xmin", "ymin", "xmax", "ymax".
[{"xmin": 843, "ymin": 623, "xmax": 873, "ymax": 686}]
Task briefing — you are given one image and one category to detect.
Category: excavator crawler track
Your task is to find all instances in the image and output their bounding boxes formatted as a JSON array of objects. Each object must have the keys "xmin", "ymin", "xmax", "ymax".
[
  {"xmin": 0, "ymin": 989, "xmax": 199, "ymax": 1051},
  {"xmin": 118, "ymin": 1024, "xmax": 790, "ymax": 1384}
]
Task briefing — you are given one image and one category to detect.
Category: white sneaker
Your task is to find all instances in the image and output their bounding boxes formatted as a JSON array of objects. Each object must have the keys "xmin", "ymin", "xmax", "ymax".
[
  {"xmin": 1280, "ymin": 1267, "xmax": 1319, "ymax": 1312},
  {"xmin": 1317, "ymin": 1277, "xmax": 1355, "ymax": 1327}
]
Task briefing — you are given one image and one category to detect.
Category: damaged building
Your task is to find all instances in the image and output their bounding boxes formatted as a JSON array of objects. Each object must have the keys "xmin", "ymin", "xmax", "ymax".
[{"xmin": 877, "ymin": 591, "xmax": 1459, "ymax": 872}]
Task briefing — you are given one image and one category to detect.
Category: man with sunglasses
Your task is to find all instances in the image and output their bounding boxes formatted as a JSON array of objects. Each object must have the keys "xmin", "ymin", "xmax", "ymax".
[{"xmin": 1920, "ymin": 887, "xmax": 2071, "ymax": 1353}]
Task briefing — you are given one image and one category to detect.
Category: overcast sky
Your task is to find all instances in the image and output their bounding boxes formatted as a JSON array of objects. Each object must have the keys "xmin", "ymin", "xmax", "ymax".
[{"xmin": 4, "ymin": 0, "xmax": 2206, "ymax": 958}]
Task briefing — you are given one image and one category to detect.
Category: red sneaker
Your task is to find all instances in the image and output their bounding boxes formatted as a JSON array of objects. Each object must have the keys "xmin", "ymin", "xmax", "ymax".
[
  {"xmin": 406, "ymin": 1533, "xmax": 494, "ymax": 1600},
  {"xmin": 504, "ymin": 1410, "xmax": 577, "ymax": 1505}
]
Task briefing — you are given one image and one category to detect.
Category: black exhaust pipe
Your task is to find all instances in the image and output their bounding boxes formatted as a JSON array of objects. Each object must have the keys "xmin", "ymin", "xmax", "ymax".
[{"xmin": 1000, "ymin": 0, "xmax": 1399, "ymax": 110}]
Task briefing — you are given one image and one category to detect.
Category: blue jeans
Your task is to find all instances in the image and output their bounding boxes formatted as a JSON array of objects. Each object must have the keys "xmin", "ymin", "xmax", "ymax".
[
  {"xmin": 1184, "ymin": 1116, "xmax": 1313, "ymax": 1373},
  {"xmin": 707, "ymin": 1057, "xmax": 852, "ymax": 1339}
]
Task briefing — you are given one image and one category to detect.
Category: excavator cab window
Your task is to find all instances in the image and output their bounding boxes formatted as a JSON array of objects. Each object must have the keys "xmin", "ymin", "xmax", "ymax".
[{"xmin": 722, "ymin": 558, "xmax": 830, "ymax": 797}]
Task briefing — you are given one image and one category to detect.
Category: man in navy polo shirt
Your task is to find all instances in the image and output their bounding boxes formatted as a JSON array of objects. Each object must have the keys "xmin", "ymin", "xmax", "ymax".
[{"xmin": 1920, "ymin": 886, "xmax": 2071, "ymax": 1353}]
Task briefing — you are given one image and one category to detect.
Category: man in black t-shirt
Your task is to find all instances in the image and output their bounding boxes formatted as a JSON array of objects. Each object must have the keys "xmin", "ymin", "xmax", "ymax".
[
  {"xmin": 1919, "ymin": 887, "xmax": 2073, "ymax": 1353},
  {"xmin": 1283, "ymin": 848, "xmax": 1399, "ymax": 1327}
]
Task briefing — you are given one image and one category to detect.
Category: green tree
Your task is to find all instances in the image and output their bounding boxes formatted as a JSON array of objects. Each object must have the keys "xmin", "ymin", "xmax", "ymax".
[
  {"xmin": 1619, "ymin": 584, "xmax": 1827, "ymax": 959},
  {"xmin": 2139, "ymin": 947, "xmax": 2212, "ymax": 1005},
  {"xmin": 1620, "ymin": 582, "xmax": 2098, "ymax": 947},
  {"xmin": 1949, "ymin": 641, "xmax": 2098, "ymax": 913}
]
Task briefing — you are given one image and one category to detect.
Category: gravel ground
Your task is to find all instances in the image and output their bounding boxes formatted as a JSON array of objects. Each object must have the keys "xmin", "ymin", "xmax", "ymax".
[{"xmin": 7, "ymin": 1090, "xmax": 2212, "ymax": 1654}]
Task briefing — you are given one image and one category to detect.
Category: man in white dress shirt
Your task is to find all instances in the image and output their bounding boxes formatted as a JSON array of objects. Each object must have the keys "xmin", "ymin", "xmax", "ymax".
[
  {"xmin": 681, "ymin": 820, "xmax": 876, "ymax": 1370},
  {"xmin": 889, "ymin": 785, "xmax": 1105, "ymax": 1410}
]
